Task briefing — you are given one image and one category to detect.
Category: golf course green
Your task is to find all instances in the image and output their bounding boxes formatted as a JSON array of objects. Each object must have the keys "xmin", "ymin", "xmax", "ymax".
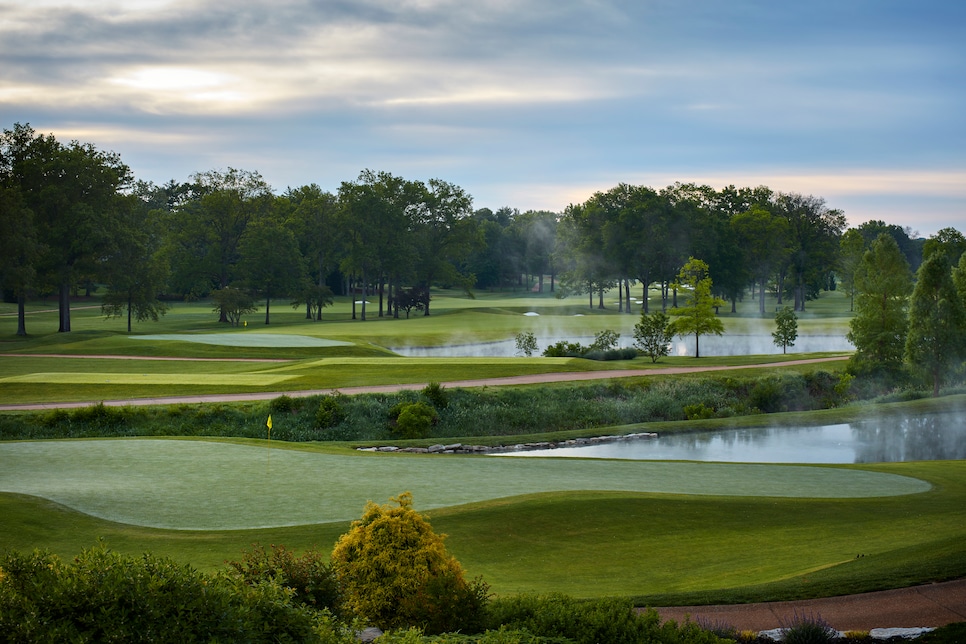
[{"xmin": 2, "ymin": 288, "xmax": 965, "ymax": 603}]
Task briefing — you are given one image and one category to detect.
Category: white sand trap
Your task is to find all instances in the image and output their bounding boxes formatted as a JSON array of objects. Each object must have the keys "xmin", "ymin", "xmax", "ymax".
[
  {"xmin": 132, "ymin": 333, "xmax": 353, "ymax": 348},
  {"xmin": 523, "ymin": 311, "xmax": 540, "ymax": 316}
]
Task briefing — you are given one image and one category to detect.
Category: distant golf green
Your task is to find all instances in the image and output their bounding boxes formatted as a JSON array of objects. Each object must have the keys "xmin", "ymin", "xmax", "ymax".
[
  {"xmin": 0, "ymin": 439, "xmax": 930, "ymax": 530},
  {"xmin": 132, "ymin": 333, "xmax": 354, "ymax": 347}
]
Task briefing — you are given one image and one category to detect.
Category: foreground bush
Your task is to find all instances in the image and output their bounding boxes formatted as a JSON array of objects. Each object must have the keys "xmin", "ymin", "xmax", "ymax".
[
  {"xmin": 227, "ymin": 543, "xmax": 341, "ymax": 615},
  {"xmin": 0, "ymin": 544, "xmax": 350, "ymax": 643},
  {"xmin": 330, "ymin": 492, "xmax": 489, "ymax": 634},
  {"xmin": 484, "ymin": 594, "xmax": 724, "ymax": 644}
]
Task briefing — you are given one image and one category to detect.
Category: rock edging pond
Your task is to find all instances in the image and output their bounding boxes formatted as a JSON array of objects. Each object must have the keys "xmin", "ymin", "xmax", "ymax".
[{"xmin": 355, "ymin": 432, "xmax": 658, "ymax": 455}]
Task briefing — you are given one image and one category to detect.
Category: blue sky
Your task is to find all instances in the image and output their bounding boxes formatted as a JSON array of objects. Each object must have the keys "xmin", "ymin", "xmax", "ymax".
[{"xmin": 2, "ymin": 0, "xmax": 964, "ymax": 236}]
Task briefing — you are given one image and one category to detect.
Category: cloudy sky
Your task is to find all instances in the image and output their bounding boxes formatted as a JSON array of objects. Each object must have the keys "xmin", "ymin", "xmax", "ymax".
[{"xmin": 3, "ymin": 0, "xmax": 964, "ymax": 235}]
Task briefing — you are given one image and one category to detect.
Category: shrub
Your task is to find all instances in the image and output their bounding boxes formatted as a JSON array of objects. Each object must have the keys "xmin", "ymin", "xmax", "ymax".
[
  {"xmin": 330, "ymin": 492, "xmax": 489, "ymax": 634},
  {"xmin": 779, "ymin": 611, "xmax": 838, "ymax": 644},
  {"xmin": 0, "ymin": 544, "xmax": 333, "ymax": 642},
  {"xmin": 316, "ymin": 395, "xmax": 347, "ymax": 430},
  {"xmin": 485, "ymin": 594, "xmax": 722, "ymax": 644},
  {"xmin": 270, "ymin": 394, "xmax": 302, "ymax": 413},
  {"xmin": 391, "ymin": 402, "xmax": 438, "ymax": 439},
  {"xmin": 227, "ymin": 543, "xmax": 341, "ymax": 614},
  {"xmin": 422, "ymin": 382, "xmax": 449, "ymax": 409}
]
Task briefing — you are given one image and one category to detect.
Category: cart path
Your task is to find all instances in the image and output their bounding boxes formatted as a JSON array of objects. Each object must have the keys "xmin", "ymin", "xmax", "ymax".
[
  {"xmin": 655, "ymin": 577, "xmax": 966, "ymax": 632},
  {"xmin": 0, "ymin": 356, "xmax": 848, "ymax": 410}
]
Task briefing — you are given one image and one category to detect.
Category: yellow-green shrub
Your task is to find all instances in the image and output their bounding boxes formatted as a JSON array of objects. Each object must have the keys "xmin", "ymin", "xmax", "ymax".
[{"xmin": 330, "ymin": 492, "xmax": 488, "ymax": 634}]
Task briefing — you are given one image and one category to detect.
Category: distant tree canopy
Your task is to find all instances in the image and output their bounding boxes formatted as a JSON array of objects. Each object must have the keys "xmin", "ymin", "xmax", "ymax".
[{"xmin": 6, "ymin": 120, "xmax": 955, "ymax": 339}]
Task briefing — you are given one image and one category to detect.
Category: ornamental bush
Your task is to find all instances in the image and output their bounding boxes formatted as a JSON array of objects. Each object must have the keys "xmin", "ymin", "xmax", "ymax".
[
  {"xmin": 330, "ymin": 492, "xmax": 489, "ymax": 634},
  {"xmin": 0, "ymin": 544, "xmax": 338, "ymax": 643}
]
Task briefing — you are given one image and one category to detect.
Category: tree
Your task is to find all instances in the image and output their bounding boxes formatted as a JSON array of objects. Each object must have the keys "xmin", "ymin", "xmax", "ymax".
[
  {"xmin": 633, "ymin": 310, "xmax": 673, "ymax": 362},
  {"xmin": 905, "ymin": 252, "xmax": 966, "ymax": 396},
  {"xmin": 2, "ymin": 123, "xmax": 132, "ymax": 332},
  {"xmin": 0, "ymin": 184, "xmax": 40, "ymax": 335},
  {"xmin": 209, "ymin": 288, "xmax": 257, "ymax": 327},
  {"xmin": 163, "ymin": 168, "xmax": 273, "ymax": 320},
  {"xmin": 847, "ymin": 234, "xmax": 913, "ymax": 374},
  {"xmin": 330, "ymin": 492, "xmax": 488, "ymax": 634},
  {"xmin": 772, "ymin": 306, "xmax": 798, "ymax": 354},
  {"xmin": 100, "ymin": 193, "xmax": 170, "ymax": 332},
  {"xmin": 238, "ymin": 218, "xmax": 305, "ymax": 324},
  {"xmin": 922, "ymin": 227, "xmax": 966, "ymax": 266},
  {"xmin": 291, "ymin": 283, "xmax": 334, "ymax": 321},
  {"xmin": 515, "ymin": 331, "xmax": 538, "ymax": 357},
  {"xmin": 774, "ymin": 192, "xmax": 845, "ymax": 311},
  {"xmin": 837, "ymin": 228, "xmax": 865, "ymax": 312},
  {"xmin": 668, "ymin": 257, "xmax": 725, "ymax": 358},
  {"xmin": 732, "ymin": 206, "xmax": 790, "ymax": 315}
]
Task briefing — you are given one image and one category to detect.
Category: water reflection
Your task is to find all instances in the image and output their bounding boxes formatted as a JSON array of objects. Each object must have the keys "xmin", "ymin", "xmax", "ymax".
[{"xmin": 509, "ymin": 413, "xmax": 966, "ymax": 464}]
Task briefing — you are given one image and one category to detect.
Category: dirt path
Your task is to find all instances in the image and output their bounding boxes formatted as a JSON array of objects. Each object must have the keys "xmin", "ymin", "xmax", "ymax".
[{"xmin": 0, "ymin": 356, "xmax": 847, "ymax": 411}]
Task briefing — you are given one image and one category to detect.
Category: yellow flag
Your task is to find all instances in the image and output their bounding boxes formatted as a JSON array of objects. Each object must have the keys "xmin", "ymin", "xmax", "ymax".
[{"xmin": 267, "ymin": 415, "xmax": 273, "ymax": 430}]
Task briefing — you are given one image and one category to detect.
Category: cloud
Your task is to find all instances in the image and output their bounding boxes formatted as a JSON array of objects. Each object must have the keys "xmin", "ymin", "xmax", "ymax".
[{"xmin": 2, "ymin": 0, "xmax": 963, "ymax": 237}]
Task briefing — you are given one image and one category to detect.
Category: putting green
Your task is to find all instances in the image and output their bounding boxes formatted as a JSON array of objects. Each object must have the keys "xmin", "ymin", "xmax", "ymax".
[
  {"xmin": 0, "ymin": 373, "xmax": 299, "ymax": 386},
  {"xmin": 131, "ymin": 333, "xmax": 353, "ymax": 348},
  {"xmin": 0, "ymin": 439, "xmax": 930, "ymax": 530}
]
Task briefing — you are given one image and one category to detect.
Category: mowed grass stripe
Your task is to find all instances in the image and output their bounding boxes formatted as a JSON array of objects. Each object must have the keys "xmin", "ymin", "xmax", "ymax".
[
  {"xmin": 0, "ymin": 373, "xmax": 300, "ymax": 385},
  {"xmin": 0, "ymin": 439, "xmax": 929, "ymax": 530}
]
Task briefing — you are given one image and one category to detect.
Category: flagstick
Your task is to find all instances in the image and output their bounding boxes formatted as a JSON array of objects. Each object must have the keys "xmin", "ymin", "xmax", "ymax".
[{"xmin": 266, "ymin": 415, "xmax": 272, "ymax": 474}]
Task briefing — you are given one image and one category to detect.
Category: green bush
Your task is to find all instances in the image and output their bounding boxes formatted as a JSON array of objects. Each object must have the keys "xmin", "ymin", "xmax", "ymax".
[
  {"xmin": 316, "ymin": 395, "xmax": 347, "ymax": 430},
  {"xmin": 779, "ymin": 612, "xmax": 838, "ymax": 643},
  {"xmin": 227, "ymin": 543, "xmax": 341, "ymax": 614},
  {"xmin": 485, "ymin": 594, "xmax": 723, "ymax": 644},
  {"xmin": 0, "ymin": 544, "xmax": 338, "ymax": 643},
  {"xmin": 270, "ymin": 394, "xmax": 303, "ymax": 413},
  {"xmin": 422, "ymin": 382, "xmax": 449, "ymax": 409},
  {"xmin": 330, "ymin": 493, "xmax": 489, "ymax": 635},
  {"xmin": 391, "ymin": 402, "xmax": 438, "ymax": 439}
]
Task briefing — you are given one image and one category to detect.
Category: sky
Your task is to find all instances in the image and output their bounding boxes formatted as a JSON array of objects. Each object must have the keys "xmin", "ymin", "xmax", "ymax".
[{"xmin": 2, "ymin": 0, "xmax": 964, "ymax": 236}]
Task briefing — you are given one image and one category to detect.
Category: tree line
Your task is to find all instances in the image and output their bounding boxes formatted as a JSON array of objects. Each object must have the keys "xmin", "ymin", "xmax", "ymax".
[{"xmin": 2, "ymin": 122, "xmax": 962, "ymax": 343}]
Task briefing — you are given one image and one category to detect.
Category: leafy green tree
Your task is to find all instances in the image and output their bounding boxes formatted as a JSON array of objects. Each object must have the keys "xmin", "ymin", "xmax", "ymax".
[
  {"xmin": 772, "ymin": 306, "xmax": 798, "ymax": 354},
  {"xmin": 209, "ymin": 288, "xmax": 257, "ymax": 327},
  {"xmin": 330, "ymin": 492, "xmax": 488, "ymax": 634},
  {"xmin": 774, "ymin": 192, "xmax": 845, "ymax": 311},
  {"xmin": 292, "ymin": 283, "xmax": 335, "ymax": 321},
  {"xmin": 412, "ymin": 178, "xmax": 481, "ymax": 315},
  {"xmin": 732, "ymin": 206, "xmax": 790, "ymax": 315},
  {"xmin": 2, "ymin": 123, "xmax": 132, "ymax": 332},
  {"xmin": 847, "ymin": 234, "xmax": 913, "ymax": 374},
  {"xmin": 837, "ymin": 228, "xmax": 865, "ymax": 311},
  {"xmin": 905, "ymin": 252, "xmax": 966, "ymax": 396},
  {"xmin": 238, "ymin": 218, "xmax": 305, "ymax": 324},
  {"xmin": 282, "ymin": 184, "xmax": 342, "ymax": 318},
  {"xmin": 633, "ymin": 310, "xmax": 673, "ymax": 362},
  {"xmin": 668, "ymin": 257, "xmax": 725, "ymax": 358},
  {"xmin": 163, "ymin": 168, "xmax": 273, "ymax": 321},
  {"xmin": 100, "ymin": 193, "xmax": 170, "ymax": 332},
  {"xmin": 0, "ymin": 184, "xmax": 40, "ymax": 335},
  {"xmin": 922, "ymin": 226, "xmax": 966, "ymax": 266},
  {"xmin": 515, "ymin": 331, "xmax": 538, "ymax": 357}
]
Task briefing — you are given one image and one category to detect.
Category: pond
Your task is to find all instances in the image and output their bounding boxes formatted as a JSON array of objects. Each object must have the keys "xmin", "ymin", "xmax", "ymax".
[
  {"xmin": 505, "ymin": 412, "xmax": 966, "ymax": 464},
  {"xmin": 389, "ymin": 334, "xmax": 853, "ymax": 357}
]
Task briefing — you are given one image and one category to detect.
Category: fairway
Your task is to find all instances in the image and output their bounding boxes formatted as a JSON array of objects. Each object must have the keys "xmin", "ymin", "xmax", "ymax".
[
  {"xmin": 0, "ymin": 373, "xmax": 300, "ymax": 386},
  {"xmin": 132, "ymin": 333, "xmax": 354, "ymax": 347},
  {"xmin": 0, "ymin": 439, "xmax": 930, "ymax": 530}
]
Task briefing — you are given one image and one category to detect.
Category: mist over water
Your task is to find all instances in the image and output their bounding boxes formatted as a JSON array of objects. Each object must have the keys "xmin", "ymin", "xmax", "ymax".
[{"xmin": 510, "ymin": 412, "xmax": 966, "ymax": 464}]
